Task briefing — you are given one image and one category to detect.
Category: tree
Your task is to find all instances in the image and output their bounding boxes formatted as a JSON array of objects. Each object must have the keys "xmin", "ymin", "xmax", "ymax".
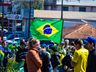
[
  {"xmin": 33, "ymin": 0, "xmax": 44, "ymax": 9},
  {"xmin": 20, "ymin": 0, "xmax": 44, "ymax": 10}
]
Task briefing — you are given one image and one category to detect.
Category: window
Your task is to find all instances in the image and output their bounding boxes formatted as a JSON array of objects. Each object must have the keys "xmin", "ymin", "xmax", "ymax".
[
  {"xmin": 16, "ymin": 21, "xmax": 22, "ymax": 31},
  {"xmin": 51, "ymin": 5, "xmax": 56, "ymax": 10},
  {"xmin": 79, "ymin": 7, "xmax": 86, "ymax": 12},
  {"xmin": 7, "ymin": 6, "xmax": 12, "ymax": 13},
  {"xmin": 63, "ymin": 6, "xmax": 69, "ymax": 11},
  {"xmin": 16, "ymin": 26, "xmax": 22, "ymax": 31},
  {"xmin": 91, "ymin": 7, "xmax": 94, "ymax": 12},
  {"xmin": 72, "ymin": 6, "xmax": 75, "ymax": 11},
  {"xmin": 0, "ymin": 0, "xmax": 3, "ymax": 2},
  {"xmin": 0, "ymin": 7, "xmax": 2, "ymax": 13},
  {"xmin": 53, "ymin": 0, "xmax": 56, "ymax": 4}
]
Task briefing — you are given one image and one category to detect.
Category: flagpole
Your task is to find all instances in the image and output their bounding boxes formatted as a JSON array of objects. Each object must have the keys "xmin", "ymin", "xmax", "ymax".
[{"xmin": 60, "ymin": 0, "xmax": 64, "ymax": 43}]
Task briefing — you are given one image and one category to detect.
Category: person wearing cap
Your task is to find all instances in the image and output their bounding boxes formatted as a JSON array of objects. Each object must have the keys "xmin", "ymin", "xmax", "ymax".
[
  {"xmin": 72, "ymin": 39, "xmax": 89, "ymax": 72},
  {"xmin": 85, "ymin": 36, "xmax": 96, "ymax": 72},
  {"xmin": 50, "ymin": 46, "xmax": 60, "ymax": 72},
  {"xmin": 39, "ymin": 44, "xmax": 53, "ymax": 72},
  {"xmin": 26, "ymin": 38, "xmax": 42, "ymax": 72}
]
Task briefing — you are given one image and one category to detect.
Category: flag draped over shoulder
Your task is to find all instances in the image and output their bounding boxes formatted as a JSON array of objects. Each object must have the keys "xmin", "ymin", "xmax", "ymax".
[{"xmin": 30, "ymin": 19, "xmax": 63, "ymax": 44}]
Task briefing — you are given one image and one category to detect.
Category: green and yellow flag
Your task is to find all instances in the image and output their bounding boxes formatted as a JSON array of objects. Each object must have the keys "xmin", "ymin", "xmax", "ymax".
[{"xmin": 30, "ymin": 19, "xmax": 63, "ymax": 43}]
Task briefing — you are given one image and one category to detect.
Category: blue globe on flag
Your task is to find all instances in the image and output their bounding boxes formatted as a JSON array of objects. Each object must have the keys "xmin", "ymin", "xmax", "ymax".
[{"xmin": 43, "ymin": 25, "xmax": 52, "ymax": 34}]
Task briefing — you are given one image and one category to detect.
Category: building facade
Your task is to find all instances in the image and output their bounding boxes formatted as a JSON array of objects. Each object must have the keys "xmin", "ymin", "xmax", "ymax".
[
  {"xmin": 5, "ymin": 1, "xmax": 34, "ymax": 39},
  {"xmin": 44, "ymin": 0, "xmax": 96, "ymax": 12},
  {"xmin": 0, "ymin": 1, "xmax": 11, "ymax": 31},
  {"xmin": 44, "ymin": 0, "xmax": 56, "ymax": 10},
  {"xmin": 1, "ymin": 0, "xmax": 96, "ymax": 40}
]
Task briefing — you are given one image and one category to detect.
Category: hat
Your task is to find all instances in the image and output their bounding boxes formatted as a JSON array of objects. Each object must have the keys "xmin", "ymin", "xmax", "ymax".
[
  {"xmin": 50, "ymin": 46, "xmax": 58, "ymax": 52},
  {"xmin": 41, "ymin": 44, "xmax": 47, "ymax": 48},
  {"xmin": 84, "ymin": 36, "xmax": 96, "ymax": 43}
]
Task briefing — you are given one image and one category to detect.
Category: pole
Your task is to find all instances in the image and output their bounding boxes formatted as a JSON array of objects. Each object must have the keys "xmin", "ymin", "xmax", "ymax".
[
  {"xmin": 1, "ymin": 0, "xmax": 4, "ymax": 40},
  {"xmin": 61, "ymin": 0, "xmax": 63, "ymax": 20},
  {"xmin": 28, "ymin": 0, "xmax": 31, "ymax": 38},
  {"xmin": 60, "ymin": 0, "xmax": 64, "ymax": 43}
]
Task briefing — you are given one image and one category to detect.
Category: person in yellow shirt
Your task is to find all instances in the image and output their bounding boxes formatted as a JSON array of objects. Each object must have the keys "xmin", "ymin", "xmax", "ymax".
[{"xmin": 72, "ymin": 39, "xmax": 89, "ymax": 72}]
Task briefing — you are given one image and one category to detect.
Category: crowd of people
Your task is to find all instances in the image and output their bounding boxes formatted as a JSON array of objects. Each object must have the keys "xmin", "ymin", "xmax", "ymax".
[{"xmin": 0, "ymin": 36, "xmax": 96, "ymax": 72}]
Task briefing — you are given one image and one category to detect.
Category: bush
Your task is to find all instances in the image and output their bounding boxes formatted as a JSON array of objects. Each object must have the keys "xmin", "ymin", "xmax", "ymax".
[{"xmin": 7, "ymin": 58, "xmax": 19, "ymax": 72}]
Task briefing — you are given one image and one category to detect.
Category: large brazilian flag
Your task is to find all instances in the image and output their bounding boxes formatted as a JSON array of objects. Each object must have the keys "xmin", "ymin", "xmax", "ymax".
[{"xmin": 30, "ymin": 19, "xmax": 63, "ymax": 44}]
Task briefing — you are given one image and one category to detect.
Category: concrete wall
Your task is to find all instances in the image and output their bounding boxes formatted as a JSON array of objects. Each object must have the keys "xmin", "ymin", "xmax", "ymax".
[{"xmin": 34, "ymin": 10, "xmax": 96, "ymax": 20}]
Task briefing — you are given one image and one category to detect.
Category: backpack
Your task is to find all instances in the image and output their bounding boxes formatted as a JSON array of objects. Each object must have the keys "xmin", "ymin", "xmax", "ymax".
[{"xmin": 51, "ymin": 52, "xmax": 60, "ymax": 69}]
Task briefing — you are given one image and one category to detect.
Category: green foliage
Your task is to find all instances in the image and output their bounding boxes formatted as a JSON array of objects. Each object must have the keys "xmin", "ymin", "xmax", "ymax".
[
  {"xmin": 6, "ymin": 58, "xmax": 24, "ymax": 72},
  {"xmin": 33, "ymin": 0, "xmax": 44, "ymax": 9},
  {"xmin": 21, "ymin": 0, "xmax": 44, "ymax": 9},
  {"xmin": 7, "ymin": 58, "xmax": 19, "ymax": 72}
]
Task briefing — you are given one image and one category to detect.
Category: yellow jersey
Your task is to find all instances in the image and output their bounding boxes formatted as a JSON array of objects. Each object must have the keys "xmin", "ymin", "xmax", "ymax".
[
  {"xmin": 72, "ymin": 48, "xmax": 89, "ymax": 72},
  {"xmin": 0, "ymin": 50, "xmax": 4, "ymax": 57}
]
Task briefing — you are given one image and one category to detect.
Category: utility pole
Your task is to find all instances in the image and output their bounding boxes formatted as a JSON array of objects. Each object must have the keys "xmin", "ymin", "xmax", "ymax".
[
  {"xmin": 1, "ymin": 0, "xmax": 4, "ymax": 40},
  {"xmin": 28, "ymin": 0, "xmax": 31, "ymax": 38},
  {"xmin": 60, "ymin": 0, "xmax": 64, "ymax": 43},
  {"xmin": 61, "ymin": 0, "xmax": 63, "ymax": 19}
]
